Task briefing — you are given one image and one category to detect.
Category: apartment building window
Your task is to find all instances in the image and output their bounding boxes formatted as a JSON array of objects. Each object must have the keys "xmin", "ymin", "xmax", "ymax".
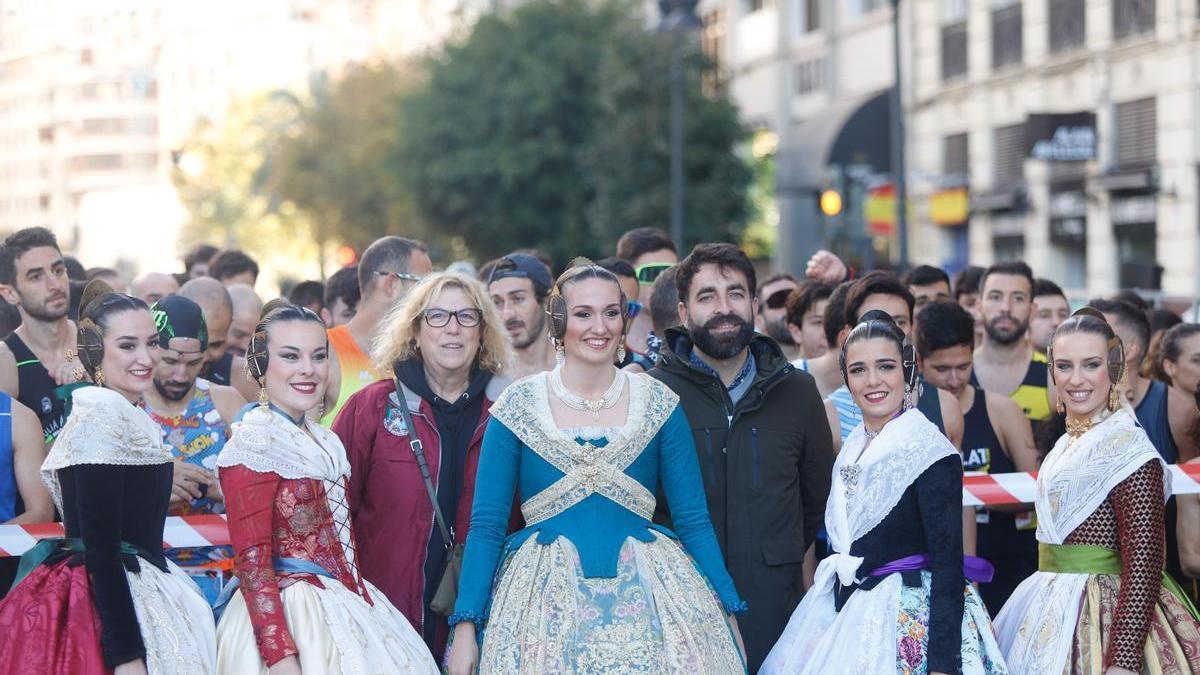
[
  {"xmin": 701, "ymin": 8, "xmax": 727, "ymax": 91},
  {"xmin": 795, "ymin": 57, "xmax": 825, "ymax": 95},
  {"xmin": 991, "ymin": 0, "xmax": 1023, "ymax": 70},
  {"xmin": 1048, "ymin": 0, "xmax": 1086, "ymax": 52},
  {"xmin": 993, "ymin": 123, "xmax": 1026, "ymax": 186},
  {"xmin": 847, "ymin": 0, "xmax": 886, "ymax": 19},
  {"xmin": 1113, "ymin": 0, "xmax": 1154, "ymax": 40},
  {"xmin": 943, "ymin": 132, "xmax": 970, "ymax": 180},
  {"xmin": 1114, "ymin": 97, "xmax": 1156, "ymax": 168},
  {"xmin": 797, "ymin": 0, "xmax": 821, "ymax": 33},
  {"xmin": 941, "ymin": 0, "xmax": 968, "ymax": 81},
  {"xmin": 746, "ymin": 0, "xmax": 773, "ymax": 12}
]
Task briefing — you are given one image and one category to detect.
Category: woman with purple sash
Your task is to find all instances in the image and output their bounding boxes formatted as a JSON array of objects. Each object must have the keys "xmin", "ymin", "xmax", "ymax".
[{"xmin": 761, "ymin": 311, "xmax": 1007, "ymax": 675}]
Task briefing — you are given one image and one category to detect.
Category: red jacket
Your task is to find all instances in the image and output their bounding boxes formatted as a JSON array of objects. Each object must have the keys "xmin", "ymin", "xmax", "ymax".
[{"xmin": 332, "ymin": 376, "xmax": 511, "ymax": 654}]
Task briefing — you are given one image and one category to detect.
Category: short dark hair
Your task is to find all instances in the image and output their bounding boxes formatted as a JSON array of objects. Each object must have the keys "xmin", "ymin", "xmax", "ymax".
[
  {"xmin": 63, "ymin": 256, "xmax": 86, "ymax": 281},
  {"xmin": 596, "ymin": 257, "xmax": 636, "ymax": 280},
  {"xmin": 358, "ymin": 236, "xmax": 428, "ymax": 297},
  {"xmin": 953, "ymin": 265, "xmax": 984, "ymax": 300},
  {"xmin": 184, "ymin": 244, "xmax": 219, "ymax": 272},
  {"xmin": 675, "ymin": 243, "xmax": 757, "ymax": 306},
  {"xmin": 1115, "ymin": 289, "xmax": 1149, "ymax": 311},
  {"xmin": 616, "ymin": 227, "xmax": 676, "ymax": 262},
  {"xmin": 648, "ymin": 266, "xmax": 680, "ymax": 335},
  {"xmin": 758, "ymin": 273, "xmax": 798, "ymax": 297},
  {"xmin": 324, "ymin": 265, "xmax": 360, "ymax": 311},
  {"xmin": 1148, "ymin": 308, "xmax": 1182, "ymax": 334},
  {"xmin": 1089, "ymin": 297, "xmax": 1151, "ymax": 355},
  {"xmin": 915, "ymin": 300, "xmax": 976, "ymax": 357},
  {"xmin": 980, "ymin": 261, "xmax": 1034, "ymax": 296},
  {"xmin": 288, "ymin": 280, "xmax": 325, "ymax": 311},
  {"xmin": 785, "ymin": 281, "xmax": 833, "ymax": 329},
  {"xmin": 902, "ymin": 265, "xmax": 950, "ymax": 289},
  {"xmin": 1033, "ymin": 277, "xmax": 1066, "ymax": 300},
  {"xmin": 823, "ymin": 281, "xmax": 854, "ymax": 349},
  {"xmin": 0, "ymin": 227, "xmax": 61, "ymax": 286},
  {"xmin": 844, "ymin": 270, "xmax": 915, "ymax": 326},
  {"xmin": 208, "ymin": 249, "xmax": 260, "ymax": 283}
]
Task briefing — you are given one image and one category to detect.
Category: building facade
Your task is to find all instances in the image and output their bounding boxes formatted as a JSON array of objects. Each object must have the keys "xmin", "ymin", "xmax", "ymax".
[
  {"xmin": 700, "ymin": 0, "xmax": 903, "ymax": 274},
  {"xmin": 906, "ymin": 0, "xmax": 1200, "ymax": 295}
]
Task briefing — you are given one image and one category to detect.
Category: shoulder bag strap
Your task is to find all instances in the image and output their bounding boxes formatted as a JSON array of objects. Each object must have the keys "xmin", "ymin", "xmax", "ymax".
[{"xmin": 394, "ymin": 378, "xmax": 454, "ymax": 549}]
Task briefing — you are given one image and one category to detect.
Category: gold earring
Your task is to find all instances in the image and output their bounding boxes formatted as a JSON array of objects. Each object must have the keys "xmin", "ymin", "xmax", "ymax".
[
  {"xmin": 94, "ymin": 367, "xmax": 106, "ymax": 388},
  {"xmin": 258, "ymin": 385, "xmax": 269, "ymax": 408},
  {"xmin": 555, "ymin": 340, "xmax": 566, "ymax": 368},
  {"xmin": 616, "ymin": 344, "xmax": 626, "ymax": 363},
  {"xmin": 1108, "ymin": 386, "xmax": 1120, "ymax": 412},
  {"xmin": 1056, "ymin": 397, "xmax": 1065, "ymax": 415}
]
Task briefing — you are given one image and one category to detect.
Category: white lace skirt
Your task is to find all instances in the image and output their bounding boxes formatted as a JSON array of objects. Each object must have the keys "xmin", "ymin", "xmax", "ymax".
[
  {"xmin": 215, "ymin": 578, "xmax": 438, "ymax": 674},
  {"xmin": 761, "ymin": 563, "xmax": 1008, "ymax": 675},
  {"xmin": 127, "ymin": 561, "xmax": 217, "ymax": 674}
]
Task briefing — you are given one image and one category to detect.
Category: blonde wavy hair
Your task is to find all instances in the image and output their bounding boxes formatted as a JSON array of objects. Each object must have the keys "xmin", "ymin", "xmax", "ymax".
[{"xmin": 372, "ymin": 271, "xmax": 513, "ymax": 373}]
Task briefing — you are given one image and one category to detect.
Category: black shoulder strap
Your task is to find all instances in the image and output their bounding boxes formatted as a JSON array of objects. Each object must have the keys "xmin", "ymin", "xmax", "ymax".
[
  {"xmin": 3, "ymin": 333, "xmax": 36, "ymax": 364},
  {"xmin": 393, "ymin": 378, "xmax": 453, "ymax": 548}
]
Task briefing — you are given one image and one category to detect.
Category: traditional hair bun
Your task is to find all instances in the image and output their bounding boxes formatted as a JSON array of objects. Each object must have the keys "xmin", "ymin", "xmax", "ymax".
[{"xmin": 78, "ymin": 278, "xmax": 115, "ymax": 316}]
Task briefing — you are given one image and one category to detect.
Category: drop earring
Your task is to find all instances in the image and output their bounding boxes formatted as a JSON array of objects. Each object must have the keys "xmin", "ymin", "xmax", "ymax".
[
  {"xmin": 1108, "ymin": 386, "xmax": 1121, "ymax": 412},
  {"xmin": 94, "ymin": 367, "xmax": 106, "ymax": 388},
  {"xmin": 616, "ymin": 344, "xmax": 626, "ymax": 363},
  {"xmin": 1056, "ymin": 397, "xmax": 1066, "ymax": 415},
  {"xmin": 258, "ymin": 385, "xmax": 269, "ymax": 408},
  {"xmin": 554, "ymin": 339, "xmax": 566, "ymax": 368}
]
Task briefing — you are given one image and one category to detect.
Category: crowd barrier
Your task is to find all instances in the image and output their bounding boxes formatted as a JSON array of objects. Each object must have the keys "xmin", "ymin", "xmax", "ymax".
[{"xmin": 0, "ymin": 465, "xmax": 1196, "ymax": 557}]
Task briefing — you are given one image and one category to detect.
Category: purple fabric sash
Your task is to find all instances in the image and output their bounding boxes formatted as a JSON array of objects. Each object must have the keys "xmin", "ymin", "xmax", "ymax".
[{"xmin": 868, "ymin": 553, "xmax": 995, "ymax": 583}]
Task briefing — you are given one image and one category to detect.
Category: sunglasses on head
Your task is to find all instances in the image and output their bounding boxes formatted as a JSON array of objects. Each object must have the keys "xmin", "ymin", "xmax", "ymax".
[
  {"xmin": 627, "ymin": 300, "xmax": 643, "ymax": 320},
  {"xmin": 635, "ymin": 263, "xmax": 673, "ymax": 285},
  {"xmin": 765, "ymin": 288, "xmax": 793, "ymax": 310}
]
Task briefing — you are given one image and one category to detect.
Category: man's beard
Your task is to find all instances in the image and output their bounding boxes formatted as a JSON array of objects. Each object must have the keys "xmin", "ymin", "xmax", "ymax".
[
  {"xmin": 765, "ymin": 318, "xmax": 795, "ymax": 346},
  {"xmin": 511, "ymin": 313, "xmax": 547, "ymax": 350},
  {"xmin": 984, "ymin": 315, "xmax": 1029, "ymax": 345},
  {"xmin": 154, "ymin": 378, "xmax": 193, "ymax": 402},
  {"xmin": 688, "ymin": 312, "xmax": 754, "ymax": 360},
  {"xmin": 21, "ymin": 293, "xmax": 68, "ymax": 322}
]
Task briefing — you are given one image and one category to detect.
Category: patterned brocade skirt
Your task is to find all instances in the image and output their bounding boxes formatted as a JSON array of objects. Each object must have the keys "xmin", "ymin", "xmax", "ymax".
[
  {"xmin": 0, "ymin": 557, "xmax": 215, "ymax": 674},
  {"xmin": 996, "ymin": 572, "xmax": 1200, "ymax": 674},
  {"xmin": 476, "ymin": 531, "xmax": 746, "ymax": 674}
]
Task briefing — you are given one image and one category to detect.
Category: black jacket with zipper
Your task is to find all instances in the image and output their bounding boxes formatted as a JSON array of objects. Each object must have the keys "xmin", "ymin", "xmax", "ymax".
[{"xmin": 649, "ymin": 327, "xmax": 833, "ymax": 671}]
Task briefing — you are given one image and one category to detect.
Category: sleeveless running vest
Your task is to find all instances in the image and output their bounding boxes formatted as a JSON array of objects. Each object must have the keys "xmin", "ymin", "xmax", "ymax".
[
  {"xmin": 970, "ymin": 351, "xmax": 1051, "ymax": 422},
  {"xmin": 3, "ymin": 333, "xmax": 66, "ymax": 441},
  {"xmin": 144, "ymin": 379, "xmax": 230, "ymax": 516},
  {"xmin": 204, "ymin": 351, "xmax": 234, "ymax": 387},
  {"xmin": 0, "ymin": 394, "xmax": 16, "ymax": 522},
  {"xmin": 1135, "ymin": 380, "xmax": 1178, "ymax": 463},
  {"xmin": 324, "ymin": 324, "xmax": 384, "ymax": 425}
]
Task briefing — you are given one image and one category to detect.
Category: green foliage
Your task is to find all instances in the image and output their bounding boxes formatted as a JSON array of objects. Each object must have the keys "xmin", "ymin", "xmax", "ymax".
[
  {"xmin": 272, "ymin": 63, "xmax": 424, "ymax": 253},
  {"xmin": 397, "ymin": 0, "xmax": 751, "ymax": 265}
]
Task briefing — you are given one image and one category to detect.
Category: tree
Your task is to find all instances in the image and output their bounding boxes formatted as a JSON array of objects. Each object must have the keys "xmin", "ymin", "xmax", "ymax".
[
  {"xmin": 272, "ymin": 62, "xmax": 427, "ymax": 267},
  {"xmin": 397, "ymin": 0, "xmax": 751, "ymax": 266}
]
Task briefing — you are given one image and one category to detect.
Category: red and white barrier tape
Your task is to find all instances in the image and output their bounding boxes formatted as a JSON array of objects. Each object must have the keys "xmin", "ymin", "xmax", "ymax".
[{"xmin": 0, "ymin": 466, "xmax": 1197, "ymax": 557}]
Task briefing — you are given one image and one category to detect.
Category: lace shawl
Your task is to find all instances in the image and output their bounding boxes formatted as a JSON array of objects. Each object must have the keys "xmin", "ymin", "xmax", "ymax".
[
  {"xmin": 41, "ymin": 386, "xmax": 172, "ymax": 513},
  {"xmin": 1036, "ymin": 408, "xmax": 1168, "ymax": 544},
  {"xmin": 826, "ymin": 408, "xmax": 957, "ymax": 586},
  {"xmin": 217, "ymin": 406, "xmax": 356, "ymax": 567}
]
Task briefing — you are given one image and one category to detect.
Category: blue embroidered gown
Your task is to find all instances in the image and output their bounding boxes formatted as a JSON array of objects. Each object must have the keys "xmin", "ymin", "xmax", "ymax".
[{"xmin": 449, "ymin": 372, "xmax": 747, "ymax": 673}]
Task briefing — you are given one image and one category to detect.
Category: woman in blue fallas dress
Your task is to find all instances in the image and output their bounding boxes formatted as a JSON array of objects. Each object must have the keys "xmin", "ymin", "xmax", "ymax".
[{"xmin": 445, "ymin": 261, "xmax": 747, "ymax": 674}]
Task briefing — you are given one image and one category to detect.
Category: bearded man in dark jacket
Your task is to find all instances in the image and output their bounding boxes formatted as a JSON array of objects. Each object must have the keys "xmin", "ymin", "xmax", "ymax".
[{"xmin": 649, "ymin": 243, "xmax": 833, "ymax": 671}]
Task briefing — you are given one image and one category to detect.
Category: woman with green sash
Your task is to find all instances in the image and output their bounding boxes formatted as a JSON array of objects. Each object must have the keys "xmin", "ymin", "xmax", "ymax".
[{"xmin": 995, "ymin": 308, "xmax": 1200, "ymax": 674}]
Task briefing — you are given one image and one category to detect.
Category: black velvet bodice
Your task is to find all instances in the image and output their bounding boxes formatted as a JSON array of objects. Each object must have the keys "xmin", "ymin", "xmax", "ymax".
[
  {"xmin": 57, "ymin": 461, "xmax": 173, "ymax": 667},
  {"xmin": 845, "ymin": 454, "xmax": 966, "ymax": 675}
]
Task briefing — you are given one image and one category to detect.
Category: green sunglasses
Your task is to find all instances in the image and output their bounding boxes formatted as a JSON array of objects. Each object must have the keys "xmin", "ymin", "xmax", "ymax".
[{"xmin": 635, "ymin": 262, "xmax": 674, "ymax": 285}]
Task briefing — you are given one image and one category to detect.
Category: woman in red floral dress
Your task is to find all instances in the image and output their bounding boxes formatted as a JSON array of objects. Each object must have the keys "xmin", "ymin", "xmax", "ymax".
[{"xmin": 213, "ymin": 303, "xmax": 437, "ymax": 674}]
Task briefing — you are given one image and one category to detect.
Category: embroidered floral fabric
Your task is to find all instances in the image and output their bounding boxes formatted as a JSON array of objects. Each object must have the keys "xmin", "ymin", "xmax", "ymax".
[
  {"xmin": 477, "ymin": 533, "xmax": 745, "ymax": 674},
  {"xmin": 221, "ymin": 466, "xmax": 367, "ymax": 665},
  {"xmin": 893, "ymin": 573, "xmax": 1007, "ymax": 675}
]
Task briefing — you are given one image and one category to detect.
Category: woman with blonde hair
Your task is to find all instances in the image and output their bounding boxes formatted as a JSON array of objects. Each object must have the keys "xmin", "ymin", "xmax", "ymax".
[{"xmin": 332, "ymin": 271, "xmax": 513, "ymax": 660}]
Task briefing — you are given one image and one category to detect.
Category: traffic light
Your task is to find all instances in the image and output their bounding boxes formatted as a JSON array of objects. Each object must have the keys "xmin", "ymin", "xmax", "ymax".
[{"xmin": 819, "ymin": 189, "xmax": 843, "ymax": 217}]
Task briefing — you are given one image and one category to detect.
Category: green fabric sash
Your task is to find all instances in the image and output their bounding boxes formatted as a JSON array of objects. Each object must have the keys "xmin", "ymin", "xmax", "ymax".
[
  {"xmin": 1039, "ymin": 543, "xmax": 1199, "ymax": 620},
  {"xmin": 10, "ymin": 537, "xmax": 158, "ymax": 592}
]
